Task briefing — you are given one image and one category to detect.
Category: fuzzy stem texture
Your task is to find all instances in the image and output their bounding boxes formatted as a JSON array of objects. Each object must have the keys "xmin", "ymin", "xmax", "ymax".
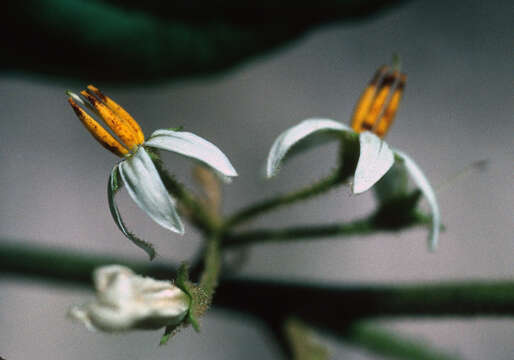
[{"xmin": 2, "ymin": 241, "xmax": 513, "ymax": 320}]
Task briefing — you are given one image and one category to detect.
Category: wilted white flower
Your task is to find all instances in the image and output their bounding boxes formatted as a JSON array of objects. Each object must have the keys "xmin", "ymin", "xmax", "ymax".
[
  {"xmin": 265, "ymin": 65, "xmax": 440, "ymax": 250},
  {"xmin": 67, "ymin": 86, "xmax": 237, "ymax": 258},
  {"xmin": 69, "ymin": 265, "xmax": 190, "ymax": 332}
]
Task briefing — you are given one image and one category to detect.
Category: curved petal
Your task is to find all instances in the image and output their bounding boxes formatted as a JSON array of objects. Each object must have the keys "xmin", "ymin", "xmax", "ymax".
[
  {"xmin": 266, "ymin": 118, "xmax": 350, "ymax": 178},
  {"xmin": 395, "ymin": 150, "xmax": 441, "ymax": 251},
  {"xmin": 145, "ymin": 129, "xmax": 237, "ymax": 178},
  {"xmin": 353, "ymin": 132, "xmax": 394, "ymax": 194},
  {"xmin": 118, "ymin": 147, "xmax": 184, "ymax": 240},
  {"xmin": 108, "ymin": 165, "xmax": 157, "ymax": 260}
]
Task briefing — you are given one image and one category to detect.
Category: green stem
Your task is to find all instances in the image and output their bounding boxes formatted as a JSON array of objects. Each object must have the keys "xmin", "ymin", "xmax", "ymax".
[
  {"xmin": 342, "ymin": 321, "xmax": 462, "ymax": 360},
  {"xmin": 223, "ymin": 212, "xmax": 431, "ymax": 248},
  {"xmin": 224, "ymin": 218, "xmax": 375, "ymax": 247},
  {"xmin": 199, "ymin": 234, "xmax": 223, "ymax": 300},
  {"xmin": 0, "ymin": 241, "xmax": 176, "ymax": 286},
  {"xmin": 152, "ymin": 155, "xmax": 220, "ymax": 234},
  {"xmin": 2, "ymin": 241, "xmax": 513, "ymax": 320},
  {"xmin": 215, "ymin": 279, "xmax": 514, "ymax": 322},
  {"xmin": 224, "ymin": 170, "xmax": 343, "ymax": 228}
]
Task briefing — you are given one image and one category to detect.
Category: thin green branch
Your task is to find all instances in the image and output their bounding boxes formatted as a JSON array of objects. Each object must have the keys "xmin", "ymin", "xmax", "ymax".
[
  {"xmin": 199, "ymin": 234, "xmax": 223, "ymax": 301},
  {"xmin": 152, "ymin": 155, "xmax": 220, "ymax": 234},
  {"xmin": 223, "ymin": 211, "xmax": 431, "ymax": 248},
  {"xmin": 223, "ymin": 218, "xmax": 375, "ymax": 247},
  {"xmin": 224, "ymin": 170, "xmax": 343, "ymax": 228},
  {"xmin": 341, "ymin": 321, "xmax": 462, "ymax": 360}
]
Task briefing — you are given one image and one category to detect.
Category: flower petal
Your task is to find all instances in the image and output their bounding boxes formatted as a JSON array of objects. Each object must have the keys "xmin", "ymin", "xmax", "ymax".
[
  {"xmin": 145, "ymin": 129, "xmax": 237, "ymax": 178},
  {"xmin": 353, "ymin": 131, "xmax": 394, "ymax": 194},
  {"xmin": 394, "ymin": 150, "xmax": 441, "ymax": 251},
  {"xmin": 108, "ymin": 165, "xmax": 157, "ymax": 260},
  {"xmin": 266, "ymin": 118, "xmax": 350, "ymax": 178},
  {"xmin": 118, "ymin": 147, "xmax": 184, "ymax": 238}
]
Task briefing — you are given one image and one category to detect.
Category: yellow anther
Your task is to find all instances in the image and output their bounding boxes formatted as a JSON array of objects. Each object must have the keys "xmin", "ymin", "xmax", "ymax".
[
  {"xmin": 81, "ymin": 91, "xmax": 140, "ymax": 150},
  {"xmin": 375, "ymin": 73, "xmax": 406, "ymax": 138},
  {"xmin": 68, "ymin": 98, "xmax": 129, "ymax": 157},
  {"xmin": 351, "ymin": 65, "xmax": 406, "ymax": 138},
  {"xmin": 351, "ymin": 65, "xmax": 389, "ymax": 133},
  {"xmin": 87, "ymin": 85, "xmax": 145, "ymax": 144}
]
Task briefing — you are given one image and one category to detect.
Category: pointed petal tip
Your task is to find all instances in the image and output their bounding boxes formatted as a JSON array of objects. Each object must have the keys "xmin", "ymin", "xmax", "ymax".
[
  {"xmin": 394, "ymin": 150, "xmax": 441, "ymax": 252},
  {"xmin": 353, "ymin": 132, "xmax": 394, "ymax": 194},
  {"xmin": 145, "ymin": 130, "xmax": 238, "ymax": 179},
  {"xmin": 351, "ymin": 182, "xmax": 368, "ymax": 195}
]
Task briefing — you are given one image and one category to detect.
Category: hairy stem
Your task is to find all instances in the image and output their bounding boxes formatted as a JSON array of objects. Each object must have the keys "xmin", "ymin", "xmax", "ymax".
[
  {"xmin": 152, "ymin": 155, "xmax": 220, "ymax": 234},
  {"xmin": 223, "ymin": 210, "xmax": 431, "ymax": 248},
  {"xmin": 224, "ymin": 170, "xmax": 344, "ymax": 228},
  {"xmin": 223, "ymin": 218, "xmax": 375, "ymax": 247},
  {"xmin": 2, "ymin": 241, "xmax": 513, "ymax": 320},
  {"xmin": 199, "ymin": 234, "xmax": 223, "ymax": 300}
]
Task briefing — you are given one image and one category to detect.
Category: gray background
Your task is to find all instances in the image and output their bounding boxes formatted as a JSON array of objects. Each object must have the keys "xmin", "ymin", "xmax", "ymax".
[{"xmin": 1, "ymin": 1, "xmax": 512, "ymax": 359}]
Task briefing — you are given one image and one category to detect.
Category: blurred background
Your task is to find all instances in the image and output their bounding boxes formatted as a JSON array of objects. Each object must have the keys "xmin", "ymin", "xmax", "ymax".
[{"xmin": 0, "ymin": 1, "xmax": 512, "ymax": 359}]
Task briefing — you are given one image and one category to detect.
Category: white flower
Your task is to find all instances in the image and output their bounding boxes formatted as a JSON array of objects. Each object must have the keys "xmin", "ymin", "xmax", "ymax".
[
  {"xmin": 67, "ymin": 86, "xmax": 237, "ymax": 259},
  {"xmin": 69, "ymin": 265, "xmax": 190, "ymax": 332},
  {"xmin": 265, "ymin": 65, "xmax": 440, "ymax": 250}
]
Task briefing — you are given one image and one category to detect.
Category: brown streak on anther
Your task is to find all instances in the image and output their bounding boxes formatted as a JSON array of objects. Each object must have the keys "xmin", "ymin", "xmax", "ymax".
[
  {"xmin": 87, "ymin": 85, "xmax": 145, "ymax": 144},
  {"xmin": 375, "ymin": 72, "xmax": 406, "ymax": 138},
  {"xmin": 351, "ymin": 65, "xmax": 390, "ymax": 133},
  {"xmin": 362, "ymin": 82, "xmax": 391, "ymax": 135},
  {"xmin": 81, "ymin": 90, "xmax": 139, "ymax": 150},
  {"xmin": 68, "ymin": 98, "xmax": 128, "ymax": 157}
]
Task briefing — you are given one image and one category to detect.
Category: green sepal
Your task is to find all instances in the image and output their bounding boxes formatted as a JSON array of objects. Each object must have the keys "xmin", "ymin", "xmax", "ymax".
[
  {"xmin": 160, "ymin": 263, "xmax": 208, "ymax": 345},
  {"xmin": 373, "ymin": 158, "xmax": 409, "ymax": 204},
  {"xmin": 159, "ymin": 263, "xmax": 201, "ymax": 345},
  {"xmin": 371, "ymin": 190, "xmax": 422, "ymax": 230}
]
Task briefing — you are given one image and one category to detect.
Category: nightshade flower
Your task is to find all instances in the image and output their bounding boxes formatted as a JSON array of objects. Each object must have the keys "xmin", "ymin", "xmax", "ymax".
[
  {"xmin": 69, "ymin": 265, "xmax": 190, "ymax": 332},
  {"xmin": 67, "ymin": 86, "xmax": 237, "ymax": 259},
  {"xmin": 266, "ymin": 65, "xmax": 440, "ymax": 250}
]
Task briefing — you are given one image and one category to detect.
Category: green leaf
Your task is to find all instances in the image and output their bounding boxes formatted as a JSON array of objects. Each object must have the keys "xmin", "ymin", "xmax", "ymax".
[
  {"xmin": 175, "ymin": 264, "xmax": 208, "ymax": 333},
  {"xmin": 4, "ymin": 0, "xmax": 406, "ymax": 83}
]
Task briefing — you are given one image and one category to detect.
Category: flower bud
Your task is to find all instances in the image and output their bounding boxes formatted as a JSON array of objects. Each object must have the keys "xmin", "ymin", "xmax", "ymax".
[{"xmin": 69, "ymin": 265, "xmax": 190, "ymax": 332}]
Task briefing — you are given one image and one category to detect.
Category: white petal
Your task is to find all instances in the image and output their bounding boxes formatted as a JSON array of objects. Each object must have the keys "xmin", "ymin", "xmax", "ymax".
[
  {"xmin": 118, "ymin": 147, "xmax": 184, "ymax": 235},
  {"xmin": 266, "ymin": 118, "xmax": 350, "ymax": 178},
  {"xmin": 352, "ymin": 132, "xmax": 394, "ymax": 194},
  {"xmin": 395, "ymin": 150, "xmax": 441, "ymax": 251},
  {"xmin": 108, "ymin": 165, "xmax": 157, "ymax": 260},
  {"xmin": 145, "ymin": 129, "xmax": 237, "ymax": 178}
]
